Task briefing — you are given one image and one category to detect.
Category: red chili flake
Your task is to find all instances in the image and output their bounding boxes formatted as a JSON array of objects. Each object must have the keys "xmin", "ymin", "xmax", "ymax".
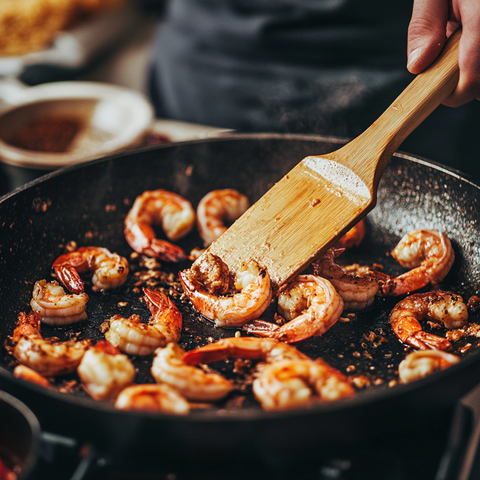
[
  {"xmin": 32, "ymin": 197, "xmax": 52, "ymax": 213},
  {"xmin": 467, "ymin": 296, "xmax": 480, "ymax": 314}
]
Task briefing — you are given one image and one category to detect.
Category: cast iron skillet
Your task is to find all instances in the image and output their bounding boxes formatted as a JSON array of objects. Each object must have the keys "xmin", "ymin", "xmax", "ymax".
[{"xmin": 0, "ymin": 133, "xmax": 480, "ymax": 474}]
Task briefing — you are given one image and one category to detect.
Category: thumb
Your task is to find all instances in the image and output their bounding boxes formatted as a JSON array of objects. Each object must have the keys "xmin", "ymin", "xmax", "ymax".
[{"xmin": 407, "ymin": 0, "xmax": 450, "ymax": 74}]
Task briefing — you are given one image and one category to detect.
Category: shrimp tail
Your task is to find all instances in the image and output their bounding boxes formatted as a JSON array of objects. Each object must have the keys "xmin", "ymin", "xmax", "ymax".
[
  {"xmin": 374, "ymin": 271, "xmax": 396, "ymax": 296},
  {"xmin": 414, "ymin": 332, "xmax": 452, "ymax": 351},
  {"xmin": 11, "ymin": 311, "xmax": 40, "ymax": 344},
  {"xmin": 126, "ymin": 222, "xmax": 187, "ymax": 261},
  {"xmin": 243, "ymin": 319, "xmax": 314, "ymax": 343},
  {"xmin": 143, "ymin": 288, "xmax": 177, "ymax": 315},
  {"xmin": 19, "ymin": 310, "xmax": 40, "ymax": 328},
  {"xmin": 54, "ymin": 264, "xmax": 85, "ymax": 294},
  {"xmin": 183, "ymin": 344, "xmax": 230, "ymax": 365},
  {"xmin": 53, "ymin": 251, "xmax": 89, "ymax": 293},
  {"xmin": 391, "ymin": 269, "xmax": 430, "ymax": 296},
  {"xmin": 183, "ymin": 338, "xmax": 267, "ymax": 364},
  {"xmin": 147, "ymin": 238, "xmax": 188, "ymax": 262},
  {"xmin": 53, "ymin": 251, "xmax": 89, "ymax": 272},
  {"xmin": 14, "ymin": 365, "xmax": 52, "ymax": 389},
  {"xmin": 243, "ymin": 319, "xmax": 281, "ymax": 337},
  {"xmin": 272, "ymin": 316, "xmax": 324, "ymax": 343}
]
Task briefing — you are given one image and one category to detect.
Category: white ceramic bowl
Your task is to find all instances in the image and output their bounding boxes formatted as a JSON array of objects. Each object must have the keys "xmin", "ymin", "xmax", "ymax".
[{"xmin": 0, "ymin": 80, "xmax": 154, "ymax": 170}]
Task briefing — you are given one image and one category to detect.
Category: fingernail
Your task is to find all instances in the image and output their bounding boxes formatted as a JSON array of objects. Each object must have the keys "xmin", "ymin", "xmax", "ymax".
[{"xmin": 407, "ymin": 47, "xmax": 423, "ymax": 70}]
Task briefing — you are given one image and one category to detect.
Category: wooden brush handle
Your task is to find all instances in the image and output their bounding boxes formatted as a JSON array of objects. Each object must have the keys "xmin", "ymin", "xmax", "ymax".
[{"xmin": 337, "ymin": 28, "xmax": 461, "ymax": 191}]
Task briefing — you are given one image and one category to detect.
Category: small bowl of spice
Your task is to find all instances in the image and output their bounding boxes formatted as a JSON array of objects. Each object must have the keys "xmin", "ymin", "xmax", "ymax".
[{"xmin": 0, "ymin": 80, "xmax": 154, "ymax": 191}]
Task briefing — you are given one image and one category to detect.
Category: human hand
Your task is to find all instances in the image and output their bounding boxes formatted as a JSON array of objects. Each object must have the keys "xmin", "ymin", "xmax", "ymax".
[{"xmin": 407, "ymin": 0, "xmax": 480, "ymax": 107}]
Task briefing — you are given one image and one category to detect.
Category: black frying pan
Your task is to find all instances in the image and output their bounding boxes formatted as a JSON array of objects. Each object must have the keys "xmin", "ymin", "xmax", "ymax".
[{"xmin": 1, "ymin": 133, "xmax": 480, "ymax": 474}]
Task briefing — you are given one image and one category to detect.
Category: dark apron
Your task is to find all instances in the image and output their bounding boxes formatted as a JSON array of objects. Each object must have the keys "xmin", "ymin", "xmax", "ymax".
[{"xmin": 149, "ymin": 0, "xmax": 480, "ymax": 179}]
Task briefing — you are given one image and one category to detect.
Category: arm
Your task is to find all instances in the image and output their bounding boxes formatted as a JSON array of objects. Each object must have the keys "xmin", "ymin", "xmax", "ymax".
[{"xmin": 407, "ymin": 0, "xmax": 480, "ymax": 106}]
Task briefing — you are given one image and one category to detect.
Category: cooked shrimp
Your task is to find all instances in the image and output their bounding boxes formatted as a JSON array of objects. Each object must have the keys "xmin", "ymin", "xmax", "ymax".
[
  {"xmin": 254, "ymin": 358, "xmax": 355, "ymax": 410},
  {"xmin": 313, "ymin": 248, "xmax": 379, "ymax": 311},
  {"xmin": 390, "ymin": 291, "xmax": 468, "ymax": 350},
  {"xmin": 53, "ymin": 246, "xmax": 129, "ymax": 294},
  {"xmin": 105, "ymin": 288, "xmax": 182, "ymax": 356},
  {"xmin": 336, "ymin": 219, "xmax": 366, "ymax": 249},
  {"xmin": 77, "ymin": 340, "xmax": 136, "ymax": 401},
  {"xmin": 9, "ymin": 311, "xmax": 90, "ymax": 376},
  {"xmin": 196, "ymin": 189, "xmax": 249, "ymax": 247},
  {"xmin": 398, "ymin": 350, "xmax": 460, "ymax": 384},
  {"xmin": 179, "ymin": 255, "xmax": 272, "ymax": 327},
  {"xmin": 124, "ymin": 189, "xmax": 195, "ymax": 262},
  {"xmin": 13, "ymin": 364, "xmax": 52, "ymax": 389},
  {"xmin": 183, "ymin": 337, "xmax": 355, "ymax": 410},
  {"xmin": 115, "ymin": 384, "xmax": 190, "ymax": 414},
  {"xmin": 391, "ymin": 229, "xmax": 455, "ymax": 295},
  {"xmin": 244, "ymin": 275, "xmax": 343, "ymax": 343},
  {"xmin": 151, "ymin": 343, "xmax": 233, "ymax": 402},
  {"xmin": 340, "ymin": 263, "xmax": 396, "ymax": 297},
  {"xmin": 30, "ymin": 280, "xmax": 88, "ymax": 326}
]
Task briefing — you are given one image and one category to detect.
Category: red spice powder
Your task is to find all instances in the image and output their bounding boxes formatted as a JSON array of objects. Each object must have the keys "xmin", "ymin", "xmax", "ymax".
[{"xmin": 6, "ymin": 115, "xmax": 83, "ymax": 153}]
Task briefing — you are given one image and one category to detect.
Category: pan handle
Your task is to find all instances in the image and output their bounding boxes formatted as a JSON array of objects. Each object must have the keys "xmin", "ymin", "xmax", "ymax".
[
  {"xmin": 68, "ymin": 444, "xmax": 98, "ymax": 480},
  {"xmin": 435, "ymin": 403, "xmax": 475, "ymax": 480},
  {"xmin": 38, "ymin": 432, "xmax": 99, "ymax": 480}
]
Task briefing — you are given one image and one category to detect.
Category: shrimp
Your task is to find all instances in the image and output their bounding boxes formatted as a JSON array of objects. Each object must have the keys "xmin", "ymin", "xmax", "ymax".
[
  {"xmin": 254, "ymin": 358, "xmax": 356, "ymax": 410},
  {"xmin": 398, "ymin": 350, "xmax": 460, "ymax": 384},
  {"xmin": 391, "ymin": 229, "xmax": 455, "ymax": 295},
  {"xmin": 53, "ymin": 246, "xmax": 129, "ymax": 294},
  {"xmin": 183, "ymin": 337, "xmax": 355, "ymax": 410},
  {"xmin": 124, "ymin": 189, "xmax": 195, "ymax": 262},
  {"xmin": 151, "ymin": 343, "xmax": 233, "ymax": 402},
  {"xmin": 244, "ymin": 275, "xmax": 343, "ymax": 343},
  {"xmin": 313, "ymin": 248, "xmax": 379, "ymax": 311},
  {"xmin": 196, "ymin": 189, "xmax": 249, "ymax": 247},
  {"xmin": 9, "ymin": 311, "xmax": 90, "ymax": 376},
  {"xmin": 30, "ymin": 280, "xmax": 88, "ymax": 326},
  {"xmin": 105, "ymin": 288, "xmax": 182, "ymax": 356},
  {"xmin": 115, "ymin": 384, "xmax": 190, "ymax": 414},
  {"xmin": 336, "ymin": 219, "xmax": 366, "ymax": 249},
  {"xmin": 390, "ymin": 291, "xmax": 468, "ymax": 350},
  {"xmin": 13, "ymin": 365, "xmax": 52, "ymax": 389},
  {"xmin": 77, "ymin": 340, "xmax": 136, "ymax": 401},
  {"xmin": 339, "ymin": 263, "xmax": 396, "ymax": 297},
  {"xmin": 179, "ymin": 254, "xmax": 272, "ymax": 327}
]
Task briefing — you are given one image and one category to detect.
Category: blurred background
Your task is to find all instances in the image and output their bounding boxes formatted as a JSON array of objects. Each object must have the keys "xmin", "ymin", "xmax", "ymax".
[
  {"xmin": 0, "ymin": 0, "xmax": 228, "ymax": 194},
  {"xmin": 0, "ymin": 0, "xmax": 163, "ymax": 88},
  {"xmin": 0, "ymin": 0, "xmax": 479, "ymax": 193}
]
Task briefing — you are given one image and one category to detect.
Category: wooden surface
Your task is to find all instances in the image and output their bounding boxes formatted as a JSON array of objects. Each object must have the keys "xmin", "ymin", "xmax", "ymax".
[{"xmin": 206, "ymin": 29, "xmax": 461, "ymax": 290}]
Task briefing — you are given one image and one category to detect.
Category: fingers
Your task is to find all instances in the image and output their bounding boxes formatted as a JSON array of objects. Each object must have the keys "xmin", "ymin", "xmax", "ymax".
[
  {"xmin": 408, "ymin": 0, "xmax": 480, "ymax": 107},
  {"xmin": 444, "ymin": 1, "xmax": 480, "ymax": 106},
  {"xmin": 407, "ymin": 0, "xmax": 449, "ymax": 74}
]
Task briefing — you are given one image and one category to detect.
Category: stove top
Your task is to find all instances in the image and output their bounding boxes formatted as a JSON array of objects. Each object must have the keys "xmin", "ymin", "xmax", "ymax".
[{"xmin": 30, "ymin": 384, "xmax": 480, "ymax": 480}]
